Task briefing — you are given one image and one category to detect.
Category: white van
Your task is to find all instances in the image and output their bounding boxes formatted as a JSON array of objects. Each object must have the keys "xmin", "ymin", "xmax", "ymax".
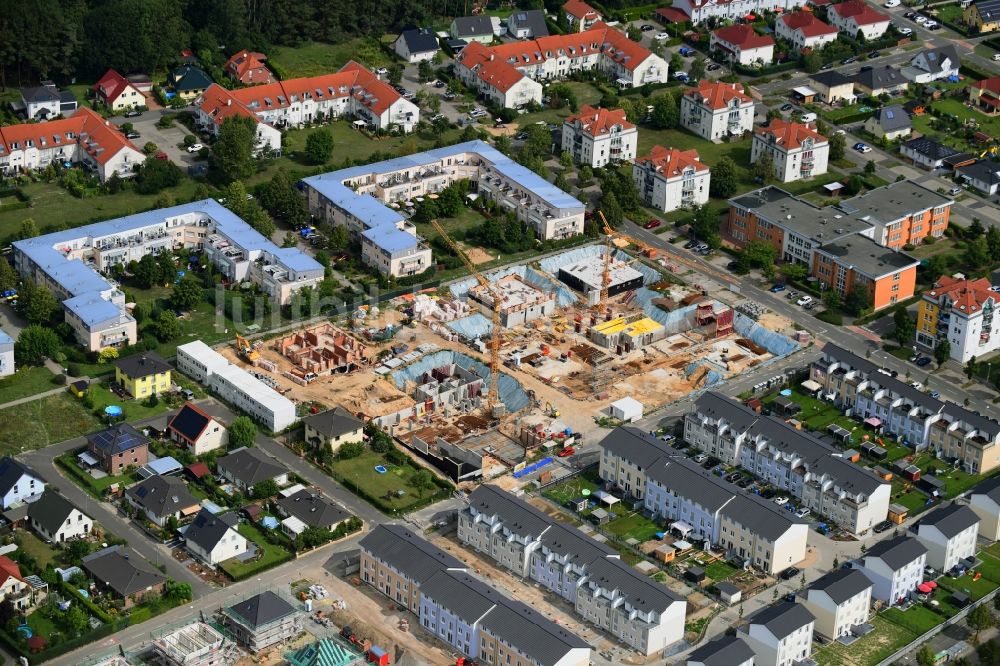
[
  {"xmin": 800, "ymin": 112, "xmax": 817, "ymax": 123},
  {"xmin": 884, "ymin": 0, "xmax": 900, "ymax": 7}
]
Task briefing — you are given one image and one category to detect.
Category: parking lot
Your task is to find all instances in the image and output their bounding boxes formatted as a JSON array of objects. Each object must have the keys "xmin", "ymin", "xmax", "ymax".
[{"xmin": 108, "ymin": 109, "xmax": 203, "ymax": 169}]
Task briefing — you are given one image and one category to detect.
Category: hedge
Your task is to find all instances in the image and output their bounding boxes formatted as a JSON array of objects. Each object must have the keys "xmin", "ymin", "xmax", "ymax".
[
  {"xmin": 220, "ymin": 547, "xmax": 295, "ymax": 582},
  {"xmin": 324, "ymin": 459, "xmax": 454, "ymax": 515},
  {"xmin": 54, "ymin": 455, "xmax": 104, "ymax": 499}
]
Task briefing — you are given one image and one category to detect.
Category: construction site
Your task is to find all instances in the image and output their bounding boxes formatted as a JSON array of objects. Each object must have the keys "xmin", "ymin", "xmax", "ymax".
[{"xmin": 148, "ymin": 621, "xmax": 241, "ymax": 666}]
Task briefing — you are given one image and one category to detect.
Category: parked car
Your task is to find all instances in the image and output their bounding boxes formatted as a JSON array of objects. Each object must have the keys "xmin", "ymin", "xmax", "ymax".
[
  {"xmin": 693, "ymin": 453, "xmax": 708, "ymax": 463},
  {"xmin": 948, "ymin": 187, "xmax": 961, "ymax": 195},
  {"xmin": 774, "ymin": 496, "xmax": 790, "ymax": 506},
  {"xmin": 904, "ymin": 11, "xmax": 916, "ymax": 18},
  {"xmin": 916, "ymin": 356, "xmax": 932, "ymax": 367},
  {"xmin": 910, "ymin": 381, "xmax": 924, "ymax": 390},
  {"xmin": 897, "ymin": 26, "xmax": 913, "ymax": 35},
  {"xmin": 794, "ymin": 507, "xmax": 810, "ymax": 519},
  {"xmin": 727, "ymin": 260, "xmax": 740, "ymax": 270},
  {"xmin": 841, "ymin": 56, "xmax": 857, "ymax": 65},
  {"xmin": 673, "ymin": 72, "xmax": 689, "ymax": 81},
  {"xmin": 884, "ymin": 0, "xmax": 899, "ymax": 6},
  {"xmin": 868, "ymin": 50, "xmax": 881, "ymax": 58},
  {"xmin": 186, "ymin": 143, "xmax": 204, "ymax": 153},
  {"xmin": 431, "ymin": 114, "xmax": 447, "ymax": 122},
  {"xmin": 707, "ymin": 63, "xmax": 722, "ymax": 71},
  {"xmin": 693, "ymin": 243, "xmax": 709, "ymax": 252},
  {"xmin": 786, "ymin": 290, "xmax": 800, "ymax": 300},
  {"xmin": 641, "ymin": 23, "xmax": 655, "ymax": 31},
  {"xmin": 684, "ymin": 239, "xmax": 700, "ymax": 249},
  {"xmin": 994, "ymin": 54, "xmax": 1000, "ymax": 62},
  {"xmin": 873, "ymin": 520, "xmax": 893, "ymax": 533},
  {"xmin": 375, "ymin": 67, "xmax": 389, "ymax": 75},
  {"xmin": 155, "ymin": 151, "xmax": 168, "ymax": 160},
  {"xmin": 679, "ymin": 47, "xmax": 695, "ymax": 56},
  {"xmin": 780, "ymin": 103, "xmax": 794, "ymax": 112},
  {"xmin": 930, "ymin": 391, "xmax": 941, "ymax": 398},
  {"xmin": 770, "ymin": 284, "xmax": 786, "ymax": 293},
  {"xmin": 557, "ymin": 446, "xmax": 575, "ymax": 457},
  {"xmin": 821, "ymin": 62, "xmax": 834, "ymax": 70},
  {"xmin": 725, "ymin": 472, "xmax": 742, "ymax": 483},
  {"xmin": 515, "ymin": 132, "xmax": 528, "ymax": 140},
  {"xmin": 125, "ymin": 131, "xmax": 140, "ymax": 139},
  {"xmin": 924, "ymin": 20, "xmax": 938, "ymax": 28},
  {"xmin": 123, "ymin": 109, "xmax": 142, "ymax": 118},
  {"xmin": 779, "ymin": 566, "xmax": 800, "ymax": 580},
  {"xmin": 655, "ymin": 32, "xmax": 669, "ymax": 40},
  {"xmin": 914, "ymin": 14, "xmax": 929, "ymax": 23},
  {"xmin": 644, "ymin": 219, "xmax": 662, "ymax": 229},
  {"xmin": 854, "ymin": 142, "xmax": 872, "ymax": 153}
]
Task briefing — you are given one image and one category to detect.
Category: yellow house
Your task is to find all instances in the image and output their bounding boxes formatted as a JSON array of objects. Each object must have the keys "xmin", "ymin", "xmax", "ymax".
[
  {"xmin": 966, "ymin": 0, "xmax": 1000, "ymax": 34},
  {"xmin": 916, "ymin": 297, "xmax": 940, "ymax": 349},
  {"xmin": 92, "ymin": 69, "xmax": 145, "ymax": 111},
  {"xmin": 114, "ymin": 352, "xmax": 172, "ymax": 399},
  {"xmin": 167, "ymin": 65, "xmax": 213, "ymax": 102}
]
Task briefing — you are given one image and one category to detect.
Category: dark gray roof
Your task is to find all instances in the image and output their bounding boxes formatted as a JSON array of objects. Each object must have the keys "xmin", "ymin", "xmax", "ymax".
[
  {"xmin": 28, "ymin": 491, "xmax": 85, "ymax": 535},
  {"xmin": 873, "ymin": 105, "xmax": 911, "ymax": 132},
  {"xmin": 217, "ymin": 448, "xmax": 284, "ymax": 487},
  {"xmin": 303, "ymin": 407, "xmax": 364, "ymax": 440},
  {"xmin": 728, "ymin": 186, "xmax": 869, "ymax": 244},
  {"xmin": 837, "ymin": 180, "xmax": 953, "ymax": 228},
  {"xmin": 184, "ymin": 509, "xmax": 239, "ymax": 552},
  {"xmin": 854, "ymin": 65, "xmax": 907, "ymax": 90},
  {"xmin": 468, "ymin": 483, "xmax": 555, "ymax": 539},
  {"xmin": 865, "ymin": 535, "xmax": 928, "ymax": 571},
  {"xmin": 226, "ymin": 590, "xmax": 298, "ymax": 628},
  {"xmin": 82, "ymin": 545, "xmax": 165, "ymax": 597},
  {"xmin": 598, "ymin": 427, "xmax": 674, "ymax": 471},
  {"xmin": 975, "ymin": 0, "xmax": 1000, "ymax": 21},
  {"xmin": 948, "ymin": 403, "xmax": 1000, "ymax": 440},
  {"xmin": 168, "ymin": 402, "xmax": 214, "ymax": 443},
  {"xmin": 915, "ymin": 45, "xmax": 960, "ymax": 75},
  {"xmin": 822, "ymin": 343, "xmax": 945, "ymax": 414},
  {"xmin": 169, "ymin": 65, "xmax": 213, "ymax": 92},
  {"xmin": 584, "ymin": 555, "xmax": 685, "ymax": 614},
  {"xmin": 810, "ymin": 70, "xmax": 854, "ymax": 88},
  {"xmin": 958, "ymin": 160, "xmax": 1000, "ymax": 186},
  {"xmin": 721, "ymin": 491, "xmax": 808, "ymax": 542},
  {"xmin": 687, "ymin": 636, "xmax": 755, "ymax": 666},
  {"xmin": 359, "ymin": 524, "xmax": 465, "ymax": 584},
  {"xmin": 277, "ymin": 489, "xmax": 351, "ymax": 530},
  {"xmin": 694, "ymin": 392, "xmax": 760, "ymax": 432},
  {"xmin": 21, "ymin": 85, "xmax": 59, "ymax": 104},
  {"xmin": 972, "ymin": 475, "xmax": 1000, "ymax": 503},
  {"xmin": 918, "ymin": 504, "xmax": 980, "ymax": 539},
  {"xmin": 539, "ymin": 520, "xmax": 617, "ymax": 567},
  {"xmin": 742, "ymin": 601, "xmax": 815, "ymax": 640},
  {"xmin": 903, "ymin": 137, "xmax": 960, "ymax": 161},
  {"xmin": 452, "ymin": 15, "xmax": 495, "ymax": 37},
  {"xmin": 646, "ymin": 457, "xmax": 742, "ymax": 514},
  {"xmin": 509, "ymin": 9, "xmax": 549, "ymax": 36},
  {"xmin": 806, "ymin": 568, "xmax": 872, "ymax": 605},
  {"xmin": 114, "ymin": 352, "xmax": 171, "ymax": 379},
  {"xmin": 87, "ymin": 423, "xmax": 149, "ymax": 456},
  {"xmin": 397, "ymin": 27, "xmax": 440, "ymax": 55},
  {"xmin": 126, "ymin": 475, "xmax": 199, "ymax": 519},
  {"xmin": 0, "ymin": 457, "xmax": 41, "ymax": 497}
]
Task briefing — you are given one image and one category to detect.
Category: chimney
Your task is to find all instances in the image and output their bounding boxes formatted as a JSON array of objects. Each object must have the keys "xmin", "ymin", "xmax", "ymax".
[{"xmin": 227, "ymin": 99, "xmax": 232, "ymax": 107}]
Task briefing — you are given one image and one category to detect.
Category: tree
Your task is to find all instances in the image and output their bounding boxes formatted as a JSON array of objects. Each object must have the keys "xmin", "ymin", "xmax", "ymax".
[
  {"xmin": 559, "ymin": 151, "xmax": 574, "ymax": 169},
  {"xmin": 64, "ymin": 604, "xmax": 88, "ymax": 635},
  {"xmin": 823, "ymin": 289, "xmax": 842, "ymax": 311},
  {"xmin": 165, "ymin": 581, "xmax": 192, "ymax": 603},
  {"xmin": 710, "ymin": 156, "xmax": 739, "ymax": 198},
  {"xmin": 863, "ymin": 160, "xmax": 876, "ymax": 176},
  {"xmin": 0, "ymin": 600, "xmax": 15, "ymax": 629},
  {"xmin": 417, "ymin": 59, "xmax": 433, "ymax": 82},
  {"xmin": 915, "ymin": 645, "xmax": 935, "ymax": 666},
  {"xmin": 170, "ymin": 276, "xmax": 203, "ymax": 311},
  {"xmin": 745, "ymin": 240, "xmax": 777, "ymax": 278},
  {"xmin": 259, "ymin": 168, "xmax": 309, "ymax": 226},
  {"xmin": 387, "ymin": 64, "xmax": 403, "ymax": 86},
  {"xmin": 650, "ymin": 92, "xmax": 678, "ymax": 130},
  {"xmin": 554, "ymin": 170, "xmax": 571, "ymax": 192},
  {"xmin": 252, "ymin": 478, "xmax": 279, "ymax": 499},
  {"xmin": 966, "ymin": 237, "xmax": 990, "ymax": 269},
  {"xmin": 690, "ymin": 205, "xmax": 721, "ymax": 248},
  {"xmin": 152, "ymin": 310, "xmax": 180, "ymax": 341},
  {"xmin": 0, "ymin": 259, "xmax": 16, "ymax": 293},
  {"xmin": 987, "ymin": 226, "xmax": 1000, "ymax": 258},
  {"xmin": 803, "ymin": 51, "xmax": 822, "ymax": 73},
  {"xmin": 600, "ymin": 191, "xmax": 624, "ymax": 227},
  {"xmin": 297, "ymin": 525, "xmax": 333, "ymax": 550},
  {"xmin": 578, "ymin": 165, "xmax": 593, "ymax": 187},
  {"xmin": 689, "ymin": 58, "xmax": 706, "ymax": 81},
  {"xmin": 338, "ymin": 441, "xmax": 365, "ymax": 459},
  {"xmin": 829, "ymin": 133, "xmax": 846, "ymax": 161},
  {"xmin": 229, "ymin": 416, "xmax": 257, "ymax": 448},
  {"xmin": 967, "ymin": 356, "xmax": 979, "ymax": 381},
  {"xmin": 134, "ymin": 157, "xmax": 183, "ymax": 195},
  {"xmin": 844, "ymin": 286, "xmax": 872, "ymax": 316},
  {"xmin": 211, "ymin": 116, "xmax": 257, "ymax": 183},
  {"xmin": 968, "ymin": 603, "xmax": 995, "ymax": 640},
  {"xmin": 893, "ymin": 308, "xmax": 915, "ymax": 347},
  {"xmin": 751, "ymin": 152, "xmax": 776, "ymax": 184},
  {"xmin": 20, "ymin": 283, "xmax": 58, "ymax": 325},
  {"xmin": 18, "ymin": 218, "xmax": 40, "ymax": 240},
  {"xmin": 305, "ymin": 128, "xmax": 335, "ymax": 165},
  {"xmin": 968, "ymin": 218, "xmax": 986, "ymax": 239},
  {"xmin": 411, "ymin": 468, "xmax": 435, "ymax": 497},
  {"xmin": 782, "ymin": 263, "xmax": 808, "ymax": 283},
  {"xmin": 934, "ymin": 340, "xmax": 951, "ymax": 366}
]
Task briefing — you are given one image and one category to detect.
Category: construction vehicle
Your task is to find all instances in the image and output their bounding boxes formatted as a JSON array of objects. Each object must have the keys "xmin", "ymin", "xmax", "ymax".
[
  {"xmin": 545, "ymin": 401, "xmax": 560, "ymax": 418},
  {"xmin": 234, "ymin": 333, "xmax": 259, "ymax": 362},
  {"xmin": 431, "ymin": 219, "xmax": 504, "ymax": 418}
]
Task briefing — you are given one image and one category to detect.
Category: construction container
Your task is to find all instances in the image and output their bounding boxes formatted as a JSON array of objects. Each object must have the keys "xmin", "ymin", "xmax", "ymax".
[{"xmin": 367, "ymin": 646, "xmax": 390, "ymax": 666}]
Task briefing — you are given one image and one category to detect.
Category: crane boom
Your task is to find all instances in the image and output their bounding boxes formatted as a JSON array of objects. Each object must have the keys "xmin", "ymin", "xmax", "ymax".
[
  {"xmin": 430, "ymin": 219, "xmax": 501, "ymax": 417},
  {"xmin": 597, "ymin": 210, "xmax": 612, "ymax": 318}
]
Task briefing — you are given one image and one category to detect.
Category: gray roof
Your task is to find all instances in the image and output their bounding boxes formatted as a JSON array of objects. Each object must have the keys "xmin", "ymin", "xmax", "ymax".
[
  {"xmin": 805, "ymin": 568, "xmax": 872, "ymax": 605},
  {"xmin": 509, "ymin": 9, "xmax": 549, "ymax": 36},
  {"xmin": 810, "ymin": 70, "xmax": 854, "ymax": 88},
  {"xmin": 865, "ymin": 535, "xmax": 928, "ymax": 571},
  {"xmin": 854, "ymin": 65, "xmax": 907, "ymax": 90},
  {"xmin": 169, "ymin": 65, "xmax": 213, "ymax": 92},
  {"xmin": 126, "ymin": 475, "xmax": 199, "ymax": 519},
  {"xmin": 742, "ymin": 601, "xmax": 815, "ymax": 640},
  {"xmin": 468, "ymin": 483, "xmax": 557, "ymax": 539},
  {"xmin": 729, "ymin": 186, "xmax": 870, "ymax": 244},
  {"xmin": 359, "ymin": 524, "xmax": 465, "ymax": 584},
  {"xmin": 818, "ymin": 237, "xmax": 918, "ymax": 279},
  {"xmin": 873, "ymin": 105, "xmax": 911, "ymax": 132},
  {"xmin": 646, "ymin": 457, "xmax": 742, "ymax": 514},
  {"xmin": 583, "ymin": 555, "xmax": 685, "ymax": 614},
  {"xmin": 82, "ymin": 545, "xmax": 165, "ymax": 598},
  {"xmin": 0, "ymin": 457, "xmax": 41, "ymax": 497},
  {"xmin": 958, "ymin": 160, "xmax": 1000, "ymax": 186},
  {"xmin": 217, "ymin": 448, "xmax": 284, "ymax": 487},
  {"xmin": 114, "ymin": 352, "xmax": 171, "ymax": 379},
  {"xmin": 28, "ymin": 491, "xmax": 86, "ymax": 535},
  {"xmin": 226, "ymin": 590, "xmax": 298, "ymax": 628},
  {"xmin": 184, "ymin": 509, "xmax": 239, "ymax": 553},
  {"xmin": 694, "ymin": 392, "xmax": 760, "ymax": 432},
  {"xmin": 721, "ymin": 491, "xmax": 808, "ymax": 542},
  {"xmin": 837, "ymin": 180, "xmax": 952, "ymax": 226},
  {"xmin": 303, "ymin": 407, "xmax": 364, "ymax": 440},
  {"xmin": 974, "ymin": 0, "xmax": 1000, "ymax": 21},
  {"xmin": 903, "ymin": 137, "xmax": 960, "ymax": 161},
  {"xmin": 598, "ymin": 427, "xmax": 675, "ymax": 471},
  {"xmin": 915, "ymin": 45, "xmax": 960, "ymax": 75},
  {"xmin": 397, "ymin": 27, "xmax": 440, "ymax": 55},
  {"xmin": 87, "ymin": 423, "xmax": 149, "ymax": 456},
  {"xmin": 452, "ymin": 15, "xmax": 495, "ymax": 37},
  {"xmin": 972, "ymin": 475, "xmax": 1000, "ymax": 503},
  {"xmin": 277, "ymin": 489, "xmax": 351, "ymax": 530},
  {"xmin": 687, "ymin": 636, "xmax": 755, "ymax": 666},
  {"xmin": 918, "ymin": 503, "xmax": 980, "ymax": 539},
  {"xmin": 21, "ymin": 85, "xmax": 59, "ymax": 104}
]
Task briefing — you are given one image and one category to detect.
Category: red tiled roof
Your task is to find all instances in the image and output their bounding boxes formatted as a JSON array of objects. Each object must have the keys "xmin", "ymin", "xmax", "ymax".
[
  {"xmin": 225, "ymin": 50, "xmax": 269, "ymax": 80},
  {"xmin": 635, "ymin": 145, "xmax": 708, "ymax": 177},
  {"xmin": 0, "ymin": 107, "xmax": 141, "ymax": 165},
  {"xmin": 830, "ymin": 0, "xmax": 890, "ymax": 25},
  {"xmin": 563, "ymin": 0, "xmax": 600, "ymax": 20},
  {"xmin": 683, "ymin": 80, "xmax": 752, "ymax": 111},
  {"xmin": 186, "ymin": 462, "xmax": 210, "ymax": 479},
  {"xmin": 781, "ymin": 11, "xmax": 838, "ymax": 37},
  {"xmin": 0, "ymin": 556, "xmax": 24, "ymax": 585},
  {"xmin": 755, "ymin": 119, "xmax": 828, "ymax": 150},
  {"xmin": 656, "ymin": 7, "xmax": 691, "ymax": 23},
  {"xmin": 563, "ymin": 105, "xmax": 635, "ymax": 136},
  {"xmin": 712, "ymin": 24, "xmax": 775, "ymax": 50},
  {"xmin": 927, "ymin": 275, "xmax": 995, "ymax": 314},
  {"xmin": 972, "ymin": 76, "xmax": 1000, "ymax": 95},
  {"xmin": 456, "ymin": 42, "xmax": 529, "ymax": 93},
  {"xmin": 92, "ymin": 69, "xmax": 136, "ymax": 104}
]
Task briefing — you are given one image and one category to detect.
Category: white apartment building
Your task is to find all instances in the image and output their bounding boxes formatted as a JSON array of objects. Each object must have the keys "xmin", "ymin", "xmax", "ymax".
[
  {"xmin": 680, "ymin": 80, "xmax": 756, "ymax": 141},
  {"xmin": 12, "ymin": 200, "xmax": 323, "ymax": 352},
  {"xmin": 672, "ymin": 0, "xmax": 807, "ymax": 24},
  {"xmin": 738, "ymin": 602, "xmax": 815, "ymax": 666},
  {"xmin": 684, "ymin": 393, "xmax": 891, "ymax": 535},
  {"xmin": 853, "ymin": 536, "xmax": 927, "ymax": 604},
  {"xmin": 561, "ymin": 106, "xmax": 637, "ymax": 168},
  {"xmin": 633, "ymin": 146, "xmax": 711, "ymax": 213},
  {"xmin": 458, "ymin": 484, "xmax": 686, "ymax": 655},
  {"xmin": 752, "ymin": 120, "xmax": 829, "ymax": 183},
  {"xmin": 775, "ymin": 11, "xmax": 839, "ymax": 50},
  {"xmin": 915, "ymin": 504, "xmax": 980, "ymax": 571},
  {"xmin": 177, "ymin": 340, "xmax": 297, "ymax": 432},
  {"xmin": 799, "ymin": 569, "xmax": 873, "ymax": 640},
  {"xmin": 970, "ymin": 476, "xmax": 1000, "ymax": 541},
  {"xmin": 917, "ymin": 275, "xmax": 1000, "ymax": 363},
  {"xmin": 302, "ymin": 141, "xmax": 585, "ymax": 277},
  {"xmin": 710, "ymin": 25, "xmax": 775, "ymax": 66},
  {"xmin": 827, "ymin": 0, "xmax": 891, "ymax": 39}
]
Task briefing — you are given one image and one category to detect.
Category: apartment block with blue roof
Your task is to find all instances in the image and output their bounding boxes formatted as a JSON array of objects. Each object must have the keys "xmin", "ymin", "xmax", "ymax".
[
  {"xmin": 0, "ymin": 329, "xmax": 13, "ymax": 377},
  {"xmin": 12, "ymin": 199, "xmax": 324, "ymax": 352},
  {"xmin": 301, "ymin": 140, "xmax": 586, "ymax": 278}
]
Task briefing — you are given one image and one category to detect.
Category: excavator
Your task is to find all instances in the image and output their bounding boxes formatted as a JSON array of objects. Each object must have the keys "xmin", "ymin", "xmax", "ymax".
[{"xmin": 234, "ymin": 333, "xmax": 259, "ymax": 363}]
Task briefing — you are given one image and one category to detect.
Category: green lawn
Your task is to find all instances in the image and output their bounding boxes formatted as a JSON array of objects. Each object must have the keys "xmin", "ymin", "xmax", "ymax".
[
  {"xmin": 57, "ymin": 451, "xmax": 135, "ymax": 494},
  {"xmin": 895, "ymin": 490, "xmax": 933, "ymax": 514},
  {"xmin": 604, "ymin": 512, "xmax": 662, "ymax": 542},
  {"xmin": 704, "ymin": 560, "xmax": 738, "ymax": 582},
  {"xmin": 26, "ymin": 610, "xmax": 62, "ymax": 641},
  {"xmin": 18, "ymin": 531, "xmax": 60, "ymax": 569},
  {"xmin": 218, "ymin": 523, "xmax": 294, "ymax": 579},
  {"xmin": 0, "ymin": 366, "xmax": 61, "ymax": 405},
  {"xmin": 761, "ymin": 386, "xmax": 878, "ymax": 442},
  {"xmin": 0, "ymin": 394, "xmax": 100, "ymax": 455},
  {"xmin": 812, "ymin": 615, "xmax": 916, "ymax": 666},
  {"xmin": 931, "ymin": 3, "xmax": 965, "ymax": 25},
  {"xmin": 937, "ymin": 566, "xmax": 1000, "ymax": 601},
  {"xmin": 330, "ymin": 450, "xmax": 440, "ymax": 512},
  {"xmin": 911, "ymin": 98, "xmax": 1000, "ymax": 153},
  {"xmin": 974, "ymin": 551, "xmax": 1000, "ymax": 584},
  {"xmin": 267, "ymin": 38, "xmax": 395, "ymax": 78},
  {"xmin": 541, "ymin": 472, "xmax": 601, "ymax": 507},
  {"xmin": 87, "ymin": 383, "xmax": 173, "ymax": 422},
  {"xmin": 883, "ymin": 603, "xmax": 947, "ymax": 634}
]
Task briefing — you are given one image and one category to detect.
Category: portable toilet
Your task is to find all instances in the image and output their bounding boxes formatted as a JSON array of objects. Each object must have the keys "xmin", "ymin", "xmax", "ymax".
[{"xmin": 367, "ymin": 646, "xmax": 389, "ymax": 666}]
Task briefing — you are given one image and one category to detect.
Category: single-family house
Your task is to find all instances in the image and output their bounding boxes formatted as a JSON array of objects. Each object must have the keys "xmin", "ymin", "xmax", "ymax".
[
  {"xmin": 970, "ymin": 475, "xmax": 1000, "ymax": 540},
  {"xmin": 507, "ymin": 10, "xmax": 549, "ymax": 38},
  {"xmin": 686, "ymin": 636, "xmax": 755, "ymax": 666},
  {"xmin": 854, "ymin": 65, "xmax": 908, "ymax": 96},
  {"xmin": 302, "ymin": 407, "xmax": 364, "ymax": 454},
  {"xmin": 114, "ymin": 352, "xmax": 172, "ymax": 399},
  {"xmin": 900, "ymin": 137, "xmax": 963, "ymax": 169},
  {"xmin": 183, "ymin": 509, "xmax": 248, "ymax": 565},
  {"xmin": 14, "ymin": 82, "xmax": 77, "ymax": 121},
  {"xmin": 450, "ymin": 16, "xmax": 497, "ymax": 44},
  {"xmin": 965, "ymin": 0, "xmax": 1000, "ymax": 33},
  {"xmin": 798, "ymin": 569, "xmax": 873, "ymax": 640},
  {"xmin": 168, "ymin": 402, "xmax": 228, "ymax": 455},
  {"xmin": 222, "ymin": 591, "xmax": 304, "ymax": 653},
  {"xmin": 863, "ymin": 105, "xmax": 911, "ymax": 140},
  {"xmin": 969, "ymin": 76, "xmax": 1000, "ymax": 115},
  {"xmin": 82, "ymin": 545, "xmax": 166, "ymax": 608},
  {"xmin": 776, "ymin": 11, "xmax": 838, "ymax": 50},
  {"xmin": 710, "ymin": 25, "xmax": 775, "ymax": 66},
  {"xmin": 827, "ymin": 0, "xmax": 891, "ymax": 39},
  {"xmin": 168, "ymin": 65, "xmax": 213, "ymax": 102},
  {"xmin": 0, "ymin": 458, "xmax": 44, "ymax": 509},
  {"xmin": 225, "ymin": 50, "xmax": 274, "ymax": 86},
  {"xmin": 0, "ymin": 556, "xmax": 43, "ymax": 611},
  {"xmin": 217, "ymin": 447, "xmax": 288, "ymax": 491},
  {"xmin": 86, "ymin": 423, "xmax": 150, "ymax": 475},
  {"xmin": 125, "ymin": 475, "xmax": 200, "ymax": 527},
  {"xmin": 903, "ymin": 45, "xmax": 961, "ymax": 84},
  {"xmin": 809, "ymin": 70, "xmax": 856, "ymax": 104},
  {"xmin": 738, "ymin": 601, "xmax": 816, "ymax": 666},
  {"xmin": 393, "ymin": 28, "xmax": 440, "ymax": 63},
  {"xmin": 28, "ymin": 492, "xmax": 93, "ymax": 543},
  {"xmin": 853, "ymin": 536, "xmax": 927, "ymax": 604},
  {"xmin": 751, "ymin": 119, "xmax": 829, "ymax": 182},
  {"xmin": 276, "ymin": 489, "xmax": 352, "ymax": 531},
  {"xmin": 915, "ymin": 503, "xmax": 980, "ymax": 571},
  {"xmin": 957, "ymin": 160, "xmax": 1000, "ymax": 195},
  {"xmin": 564, "ymin": 0, "xmax": 603, "ymax": 30},
  {"xmin": 92, "ymin": 69, "xmax": 145, "ymax": 111}
]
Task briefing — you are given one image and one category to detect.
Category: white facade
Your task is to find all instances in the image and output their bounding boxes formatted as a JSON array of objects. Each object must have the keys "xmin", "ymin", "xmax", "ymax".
[
  {"xmin": 751, "ymin": 122, "xmax": 829, "ymax": 183},
  {"xmin": 970, "ymin": 486, "xmax": 1000, "ymax": 541},
  {"xmin": 774, "ymin": 12, "xmax": 839, "ymax": 50},
  {"xmin": 186, "ymin": 526, "xmax": 248, "ymax": 566},
  {"xmin": 176, "ymin": 341, "xmax": 297, "ymax": 432},
  {"xmin": 633, "ymin": 146, "xmax": 711, "ymax": 213},
  {"xmin": 0, "ymin": 333, "xmax": 14, "ymax": 379},
  {"xmin": 710, "ymin": 28, "xmax": 775, "ymax": 66},
  {"xmin": 32, "ymin": 508, "xmax": 92, "ymax": 543},
  {"xmin": 916, "ymin": 517, "xmax": 979, "ymax": 571},
  {"xmin": 671, "ymin": 0, "xmax": 807, "ymax": 24},
  {"xmin": 560, "ymin": 107, "xmax": 638, "ymax": 168},
  {"xmin": 799, "ymin": 576, "xmax": 872, "ymax": 640},
  {"xmin": 739, "ymin": 609, "xmax": 815, "ymax": 666},
  {"xmin": 0, "ymin": 467, "xmax": 44, "ymax": 510},
  {"xmin": 680, "ymin": 82, "xmax": 755, "ymax": 141},
  {"xmin": 827, "ymin": 2, "xmax": 891, "ymax": 39},
  {"xmin": 854, "ymin": 544, "xmax": 927, "ymax": 604}
]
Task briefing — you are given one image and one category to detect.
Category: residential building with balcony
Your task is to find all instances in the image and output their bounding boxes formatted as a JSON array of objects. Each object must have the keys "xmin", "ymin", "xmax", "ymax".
[
  {"xmin": 968, "ymin": 76, "xmax": 1000, "ymax": 115},
  {"xmin": 751, "ymin": 120, "xmax": 828, "ymax": 183},
  {"xmin": 827, "ymin": 0, "xmax": 891, "ymax": 39},
  {"xmin": 563, "ymin": 0, "xmax": 603, "ymax": 30},
  {"xmin": 561, "ymin": 106, "xmax": 637, "ymax": 167},
  {"xmin": 632, "ymin": 146, "xmax": 710, "ymax": 212},
  {"xmin": 852, "ymin": 536, "xmax": 927, "ymax": 604},
  {"xmin": 710, "ymin": 25, "xmax": 775, "ymax": 66},
  {"xmin": 680, "ymin": 80, "xmax": 755, "ymax": 141},
  {"xmin": 917, "ymin": 274, "xmax": 1000, "ymax": 362},
  {"xmin": 671, "ymin": 0, "xmax": 807, "ymax": 24},
  {"xmin": 0, "ymin": 556, "xmax": 42, "ymax": 611},
  {"xmin": 915, "ymin": 503, "xmax": 980, "ymax": 571},
  {"xmin": 798, "ymin": 569, "xmax": 873, "ymax": 641},
  {"xmin": 776, "ymin": 11, "xmax": 838, "ymax": 50}
]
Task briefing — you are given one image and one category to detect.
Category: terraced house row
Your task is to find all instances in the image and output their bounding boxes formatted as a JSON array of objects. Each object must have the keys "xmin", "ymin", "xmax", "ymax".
[
  {"xmin": 457, "ymin": 484, "xmax": 687, "ymax": 656},
  {"xmin": 811, "ymin": 343, "xmax": 1000, "ymax": 474},
  {"xmin": 684, "ymin": 392, "xmax": 892, "ymax": 535},
  {"xmin": 598, "ymin": 428, "xmax": 809, "ymax": 574}
]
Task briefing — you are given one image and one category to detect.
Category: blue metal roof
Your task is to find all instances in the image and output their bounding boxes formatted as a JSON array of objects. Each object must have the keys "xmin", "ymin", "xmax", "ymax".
[
  {"xmin": 361, "ymin": 226, "xmax": 421, "ymax": 253},
  {"xmin": 64, "ymin": 294, "xmax": 123, "ymax": 326},
  {"xmin": 0, "ymin": 329, "xmax": 13, "ymax": 346}
]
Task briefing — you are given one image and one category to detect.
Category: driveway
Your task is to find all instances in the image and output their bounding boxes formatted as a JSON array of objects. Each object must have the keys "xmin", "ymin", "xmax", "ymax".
[{"xmin": 108, "ymin": 109, "xmax": 203, "ymax": 169}]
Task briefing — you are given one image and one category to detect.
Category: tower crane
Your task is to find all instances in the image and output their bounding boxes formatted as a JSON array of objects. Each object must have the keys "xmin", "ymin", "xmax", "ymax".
[{"xmin": 429, "ymin": 219, "xmax": 503, "ymax": 418}]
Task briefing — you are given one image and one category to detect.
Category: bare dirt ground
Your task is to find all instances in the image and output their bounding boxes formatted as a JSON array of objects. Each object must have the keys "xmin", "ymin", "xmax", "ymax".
[
  {"xmin": 461, "ymin": 246, "xmax": 495, "ymax": 265},
  {"xmin": 758, "ymin": 311, "xmax": 796, "ymax": 335}
]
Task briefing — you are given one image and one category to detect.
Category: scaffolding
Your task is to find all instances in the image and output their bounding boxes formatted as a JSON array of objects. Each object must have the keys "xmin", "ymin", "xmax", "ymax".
[{"xmin": 151, "ymin": 621, "xmax": 241, "ymax": 666}]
